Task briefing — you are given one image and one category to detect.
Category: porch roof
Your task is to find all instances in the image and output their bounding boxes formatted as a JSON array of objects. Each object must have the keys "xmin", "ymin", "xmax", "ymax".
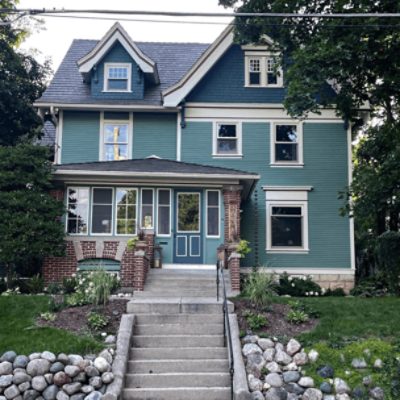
[{"xmin": 53, "ymin": 158, "xmax": 260, "ymax": 199}]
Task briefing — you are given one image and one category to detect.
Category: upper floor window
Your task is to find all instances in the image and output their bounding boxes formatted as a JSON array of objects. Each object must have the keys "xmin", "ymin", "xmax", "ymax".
[
  {"xmin": 103, "ymin": 123, "xmax": 129, "ymax": 161},
  {"xmin": 271, "ymin": 123, "xmax": 303, "ymax": 167},
  {"xmin": 104, "ymin": 63, "xmax": 131, "ymax": 92},
  {"xmin": 213, "ymin": 122, "xmax": 242, "ymax": 158},
  {"xmin": 245, "ymin": 53, "xmax": 283, "ymax": 88}
]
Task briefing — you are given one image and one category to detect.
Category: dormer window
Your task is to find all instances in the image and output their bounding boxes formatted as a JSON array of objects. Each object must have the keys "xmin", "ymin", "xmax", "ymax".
[
  {"xmin": 244, "ymin": 52, "xmax": 283, "ymax": 88},
  {"xmin": 104, "ymin": 63, "xmax": 131, "ymax": 92}
]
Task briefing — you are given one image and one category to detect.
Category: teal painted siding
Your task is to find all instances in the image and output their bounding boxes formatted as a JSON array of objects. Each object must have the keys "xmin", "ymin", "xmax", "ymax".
[
  {"xmin": 181, "ymin": 121, "xmax": 351, "ymax": 269},
  {"xmin": 91, "ymin": 41, "xmax": 144, "ymax": 100},
  {"xmin": 133, "ymin": 113, "xmax": 177, "ymax": 159},
  {"xmin": 61, "ymin": 111, "xmax": 100, "ymax": 163},
  {"xmin": 187, "ymin": 45, "xmax": 286, "ymax": 104}
]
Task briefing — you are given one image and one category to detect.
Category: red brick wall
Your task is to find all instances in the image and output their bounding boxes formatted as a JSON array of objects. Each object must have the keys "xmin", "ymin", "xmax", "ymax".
[
  {"xmin": 223, "ymin": 188, "xmax": 241, "ymax": 243},
  {"xmin": 81, "ymin": 241, "xmax": 96, "ymax": 259},
  {"xmin": 43, "ymin": 241, "xmax": 77, "ymax": 283},
  {"xmin": 103, "ymin": 241, "xmax": 118, "ymax": 259}
]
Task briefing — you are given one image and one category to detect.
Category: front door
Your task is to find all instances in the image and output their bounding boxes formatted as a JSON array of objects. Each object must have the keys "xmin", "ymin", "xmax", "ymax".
[{"xmin": 173, "ymin": 191, "xmax": 203, "ymax": 264}]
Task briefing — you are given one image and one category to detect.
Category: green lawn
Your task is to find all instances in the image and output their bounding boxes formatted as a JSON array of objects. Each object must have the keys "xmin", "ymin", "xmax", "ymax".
[
  {"xmin": 295, "ymin": 297, "xmax": 400, "ymax": 345},
  {"xmin": 0, "ymin": 296, "xmax": 102, "ymax": 354}
]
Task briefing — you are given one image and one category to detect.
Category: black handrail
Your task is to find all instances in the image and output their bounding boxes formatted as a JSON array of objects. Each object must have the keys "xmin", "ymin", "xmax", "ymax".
[{"xmin": 217, "ymin": 260, "xmax": 234, "ymax": 400}]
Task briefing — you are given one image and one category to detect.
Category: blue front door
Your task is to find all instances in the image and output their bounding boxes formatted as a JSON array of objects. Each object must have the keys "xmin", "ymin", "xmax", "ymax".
[{"xmin": 173, "ymin": 191, "xmax": 203, "ymax": 264}]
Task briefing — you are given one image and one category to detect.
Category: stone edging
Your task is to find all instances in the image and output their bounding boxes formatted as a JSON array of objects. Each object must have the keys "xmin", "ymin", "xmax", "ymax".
[
  {"xmin": 229, "ymin": 313, "xmax": 252, "ymax": 400},
  {"xmin": 103, "ymin": 314, "xmax": 135, "ymax": 400}
]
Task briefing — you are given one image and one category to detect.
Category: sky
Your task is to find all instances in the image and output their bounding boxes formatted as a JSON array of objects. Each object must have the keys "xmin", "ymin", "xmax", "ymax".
[{"xmin": 18, "ymin": 0, "xmax": 233, "ymax": 72}]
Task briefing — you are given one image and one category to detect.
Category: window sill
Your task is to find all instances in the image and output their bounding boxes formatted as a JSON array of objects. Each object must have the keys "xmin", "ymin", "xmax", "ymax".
[
  {"xmin": 266, "ymin": 248, "xmax": 309, "ymax": 254},
  {"xmin": 270, "ymin": 163, "xmax": 304, "ymax": 168},
  {"xmin": 102, "ymin": 90, "xmax": 133, "ymax": 93},
  {"xmin": 244, "ymin": 85, "xmax": 284, "ymax": 89},
  {"xmin": 212, "ymin": 154, "xmax": 243, "ymax": 159}
]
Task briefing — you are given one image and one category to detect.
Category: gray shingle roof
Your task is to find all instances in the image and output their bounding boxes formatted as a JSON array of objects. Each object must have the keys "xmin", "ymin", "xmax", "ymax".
[
  {"xmin": 37, "ymin": 40, "xmax": 209, "ymax": 106},
  {"xmin": 55, "ymin": 158, "xmax": 258, "ymax": 177}
]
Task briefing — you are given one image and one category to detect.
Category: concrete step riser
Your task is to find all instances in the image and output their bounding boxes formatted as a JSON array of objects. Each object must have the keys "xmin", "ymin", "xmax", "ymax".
[
  {"xmin": 134, "ymin": 293, "xmax": 218, "ymax": 299},
  {"xmin": 123, "ymin": 387, "xmax": 230, "ymax": 400},
  {"xmin": 133, "ymin": 335, "xmax": 224, "ymax": 348},
  {"xmin": 134, "ymin": 314, "xmax": 223, "ymax": 324},
  {"xmin": 145, "ymin": 277, "xmax": 218, "ymax": 283},
  {"xmin": 128, "ymin": 359, "xmax": 229, "ymax": 373},
  {"xmin": 135, "ymin": 324, "xmax": 223, "ymax": 335},
  {"xmin": 127, "ymin": 303, "xmax": 231, "ymax": 314},
  {"xmin": 130, "ymin": 347, "xmax": 228, "ymax": 360},
  {"xmin": 126, "ymin": 373, "xmax": 231, "ymax": 388}
]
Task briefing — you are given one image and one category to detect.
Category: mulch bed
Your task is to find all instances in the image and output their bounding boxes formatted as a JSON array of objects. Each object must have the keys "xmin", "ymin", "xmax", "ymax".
[
  {"xmin": 38, "ymin": 299, "xmax": 129, "ymax": 335},
  {"xmin": 234, "ymin": 298, "xmax": 318, "ymax": 338}
]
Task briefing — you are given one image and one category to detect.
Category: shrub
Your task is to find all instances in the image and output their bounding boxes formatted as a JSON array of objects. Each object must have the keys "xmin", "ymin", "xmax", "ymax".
[
  {"xmin": 65, "ymin": 292, "xmax": 89, "ymax": 307},
  {"xmin": 244, "ymin": 310, "xmax": 268, "ymax": 330},
  {"xmin": 62, "ymin": 276, "xmax": 77, "ymax": 294},
  {"xmin": 46, "ymin": 282, "xmax": 62, "ymax": 295},
  {"xmin": 0, "ymin": 278, "xmax": 7, "ymax": 294},
  {"xmin": 287, "ymin": 309, "xmax": 309, "ymax": 324},
  {"xmin": 350, "ymin": 274, "xmax": 390, "ymax": 297},
  {"xmin": 376, "ymin": 231, "xmax": 400, "ymax": 294},
  {"xmin": 243, "ymin": 271, "xmax": 277, "ymax": 310},
  {"xmin": 87, "ymin": 312, "xmax": 109, "ymax": 331},
  {"xmin": 26, "ymin": 274, "xmax": 45, "ymax": 294},
  {"xmin": 40, "ymin": 312, "xmax": 56, "ymax": 322},
  {"xmin": 277, "ymin": 273, "xmax": 322, "ymax": 297},
  {"xmin": 324, "ymin": 287, "xmax": 346, "ymax": 297},
  {"xmin": 48, "ymin": 295, "xmax": 65, "ymax": 312}
]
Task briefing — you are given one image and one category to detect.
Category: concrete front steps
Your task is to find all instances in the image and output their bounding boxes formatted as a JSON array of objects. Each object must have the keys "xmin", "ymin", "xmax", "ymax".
[{"xmin": 124, "ymin": 271, "xmax": 233, "ymax": 400}]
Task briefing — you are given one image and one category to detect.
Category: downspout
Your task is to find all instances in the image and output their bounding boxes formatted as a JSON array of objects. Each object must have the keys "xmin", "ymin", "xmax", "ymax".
[{"xmin": 180, "ymin": 100, "xmax": 186, "ymax": 129}]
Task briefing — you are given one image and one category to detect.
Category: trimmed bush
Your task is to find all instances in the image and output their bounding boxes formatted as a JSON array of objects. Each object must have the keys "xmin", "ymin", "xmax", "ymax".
[{"xmin": 277, "ymin": 272, "xmax": 322, "ymax": 297}]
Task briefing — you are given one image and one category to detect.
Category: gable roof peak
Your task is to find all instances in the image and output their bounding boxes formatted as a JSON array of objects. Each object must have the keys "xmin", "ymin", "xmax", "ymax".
[{"xmin": 77, "ymin": 22, "xmax": 159, "ymax": 84}]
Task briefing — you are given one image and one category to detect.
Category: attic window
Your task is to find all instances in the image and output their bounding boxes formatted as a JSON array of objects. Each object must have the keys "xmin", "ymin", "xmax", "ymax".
[
  {"xmin": 244, "ymin": 53, "xmax": 283, "ymax": 87},
  {"xmin": 104, "ymin": 63, "xmax": 131, "ymax": 92}
]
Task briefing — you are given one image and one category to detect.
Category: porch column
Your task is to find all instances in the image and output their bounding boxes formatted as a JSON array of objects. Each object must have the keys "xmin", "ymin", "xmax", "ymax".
[{"xmin": 223, "ymin": 185, "xmax": 242, "ymax": 244}]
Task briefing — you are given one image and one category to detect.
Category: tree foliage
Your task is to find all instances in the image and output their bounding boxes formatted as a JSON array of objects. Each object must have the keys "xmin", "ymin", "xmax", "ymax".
[
  {"xmin": 0, "ymin": 145, "xmax": 65, "ymax": 267},
  {"xmin": 0, "ymin": 0, "xmax": 51, "ymax": 146}
]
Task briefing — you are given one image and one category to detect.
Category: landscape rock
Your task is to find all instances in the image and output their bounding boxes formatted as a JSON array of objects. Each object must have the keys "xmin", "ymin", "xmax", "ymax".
[
  {"xmin": 302, "ymin": 388, "xmax": 323, "ymax": 400},
  {"xmin": 335, "ymin": 394, "xmax": 351, "ymax": 400},
  {"xmin": 352, "ymin": 386, "xmax": 366, "ymax": 399},
  {"xmin": 373, "ymin": 359, "xmax": 383, "ymax": 369},
  {"xmin": 76, "ymin": 361, "xmax": 90, "ymax": 372},
  {"xmin": 97, "ymin": 351, "xmax": 112, "ymax": 366},
  {"xmin": 80, "ymin": 387, "xmax": 93, "ymax": 395},
  {"xmin": 64, "ymin": 366, "xmax": 80, "ymax": 379},
  {"xmin": 264, "ymin": 387, "xmax": 288, "ymax": 400},
  {"xmin": 284, "ymin": 383, "xmax": 304, "ymax": 395},
  {"xmin": 22, "ymin": 390, "xmax": 39, "ymax": 400},
  {"xmin": 53, "ymin": 373, "xmax": 71, "ymax": 387},
  {"xmin": 282, "ymin": 371, "xmax": 300, "ymax": 383},
  {"xmin": 42, "ymin": 386, "xmax": 58, "ymax": 400},
  {"xmin": 44, "ymin": 376, "xmax": 52, "ymax": 386},
  {"xmin": 100, "ymin": 373, "xmax": 113, "ymax": 385},
  {"xmin": 17, "ymin": 383, "xmax": 30, "ymax": 393},
  {"xmin": 369, "ymin": 387, "xmax": 385, "ymax": 400},
  {"xmin": 92, "ymin": 359, "xmax": 109, "ymax": 374},
  {"xmin": 275, "ymin": 349, "xmax": 292, "ymax": 365},
  {"xmin": 248, "ymin": 375, "xmax": 263, "ymax": 391},
  {"xmin": 242, "ymin": 344, "xmax": 262, "ymax": 357},
  {"xmin": 286, "ymin": 339, "xmax": 301, "ymax": 356},
  {"xmin": 265, "ymin": 361, "xmax": 281, "ymax": 373},
  {"xmin": 13, "ymin": 358, "xmax": 29, "ymax": 370},
  {"xmin": 245, "ymin": 353, "xmax": 266, "ymax": 378},
  {"xmin": 0, "ymin": 362, "xmax": 13, "ymax": 375},
  {"xmin": 282, "ymin": 362, "xmax": 298, "ymax": 371},
  {"xmin": 56, "ymin": 355, "xmax": 69, "ymax": 366},
  {"xmin": 31, "ymin": 377, "xmax": 47, "ymax": 392},
  {"xmin": 265, "ymin": 373, "xmax": 283, "ymax": 388},
  {"xmin": 26, "ymin": 361, "xmax": 50, "ymax": 377},
  {"xmin": 308, "ymin": 350, "xmax": 319, "ymax": 363},
  {"xmin": 62, "ymin": 383, "xmax": 81, "ymax": 396},
  {"xmin": 67, "ymin": 356, "xmax": 83, "ymax": 367},
  {"xmin": 83, "ymin": 391, "xmax": 102, "ymax": 400},
  {"xmin": 28, "ymin": 355, "xmax": 40, "ymax": 362},
  {"xmin": 49, "ymin": 364, "xmax": 64, "ymax": 374},
  {"xmin": 334, "ymin": 378, "xmax": 351, "ymax": 394},
  {"xmin": 317, "ymin": 365, "xmax": 334, "ymax": 378},
  {"xmin": 4, "ymin": 385, "xmax": 20, "ymax": 400},
  {"xmin": 242, "ymin": 335, "xmax": 259, "ymax": 344},
  {"xmin": 83, "ymin": 368, "xmax": 98, "ymax": 378},
  {"xmin": 72, "ymin": 374, "xmax": 86, "ymax": 384},
  {"xmin": 263, "ymin": 348, "xmax": 276, "ymax": 362},
  {"xmin": 320, "ymin": 382, "xmax": 332, "ymax": 394},
  {"xmin": 0, "ymin": 377, "xmax": 14, "ymax": 388},
  {"xmin": 70, "ymin": 395, "xmax": 84, "ymax": 400},
  {"xmin": 298, "ymin": 377, "xmax": 314, "ymax": 388},
  {"xmin": 258, "ymin": 338, "xmax": 275, "ymax": 350},
  {"xmin": 351, "ymin": 358, "xmax": 367, "ymax": 369},
  {"xmin": 88, "ymin": 378, "xmax": 101, "ymax": 391},
  {"xmin": 362, "ymin": 376, "xmax": 372, "ymax": 386},
  {"xmin": 104, "ymin": 336, "xmax": 115, "ymax": 345},
  {"xmin": 55, "ymin": 391, "xmax": 68, "ymax": 400},
  {"xmin": 1, "ymin": 352, "xmax": 17, "ymax": 363},
  {"xmin": 40, "ymin": 354, "xmax": 56, "ymax": 364},
  {"xmin": 293, "ymin": 351, "xmax": 308, "ymax": 365},
  {"xmin": 251, "ymin": 390, "xmax": 264, "ymax": 400}
]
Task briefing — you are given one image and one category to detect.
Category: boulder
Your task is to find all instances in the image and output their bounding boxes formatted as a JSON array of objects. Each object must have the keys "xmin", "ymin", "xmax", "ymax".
[
  {"xmin": 88, "ymin": 378, "xmax": 101, "ymax": 391},
  {"xmin": 70, "ymin": 395, "xmax": 84, "ymax": 400},
  {"xmin": 265, "ymin": 362, "xmax": 281, "ymax": 373},
  {"xmin": 83, "ymin": 392, "xmax": 102, "ymax": 400},
  {"xmin": 320, "ymin": 382, "xmax": 332, "ymax": 394},
  {"xmin": 49, "ymin": 364, "xmax": 64, "ymax": 374},
  {"xmin": 282, "ymin": 362, "xmax": 298, "ymax": 371},
  {"xmin": 104, "ymin": 336, "xmax": 115, "ymax": 345},
  {"xmin": 40, "ymin": 353, "xmax": 56, "ymax": 364},
  {"xmin": 302, "ymin": 388, "xmax": 323, "ymax": 400},
  {"xmin": 251, "ymin": 391, "xmax": 264, "ymax": 400},
  {"xmin": 83, "ymin": 368, "xmax": 98, "ymax": 378},
  {"xmin": 80, "ymin": 387, "xmax": 93, "ymax": 395},
  {"xmin": 68, "ymin": 356, "xmax": 83, "ymax": 367},
  {"xmin": 53, "ymin": 373, "xmax": 71, "ymax": 387},
  {"xmin": 13, "ymin": 357, "xmax": 29, "ymax": 370},
  {"xmin": 64, "ymin": 366, "xmax": 80, "ymax": 379},
  {"xmin": 247, "ymin": 374, "xmax": 263, "ymax": 391},
  {"xmin": 369, "ymin": 387, "xmax": 385, "ymax": 400},
  {"xmin": 1, "ymin": 352, "xmax": 17, "ymax": 363},
  {"xmin": 23, "ymin": 391, "xmax": 39, "ymax": 400},
  {"xmin": 4, "ymin": 385, "xmax": 20, "ymax": 400},
  {"xmin": 293, "ymin": 351, "xmax": 308, "ymax": 366},
  {"xmin": 334, "ymin": 378, "xmax": 351, "ymax": 394},
  {"xmin": 98, "ymin": 351, "xmax": 112, "ymax": 365},
  {"xmin": 282, "ymin": 371, "xmax": 300, "ymax": 383},
  {"xmin": 308, "ymin": 350, "xmax": 319, "ymax": 363},
  {"xmin": 265, "ymin": 373, "xmax": 283, "ymax": 388},
  {"xmin": 55, "ymin": 391, "xmax": 68, "ymax": 400},
  {"xmin": 351, "ymin": 358, "xmax": 367, "ymax": 369},
  {"xmin": 28, "ymin": 355, "xmax": 41, "ymax": 362},
  {"xmin": 245, "ymin": 353, "xmax": 266, "ymax": 378},
  {"xmin": 31, "ymin": 377, "xmax": 47, "ymax": 392},
  {"xmin": 26, "ymin": 360, "xmax": 50, "ymax": 377},
  {"xmin": 93, "ymin": 358, "xmax": 109, "ymax": 374},
  {"xmin": 242, "ymin": 335, "xmax": 259, "ymax": 344},
  {"xmin": 42, "ymin": 386, "xmax": 58, "ymax": 400},
  {"xmin": 72, "ymin": 373, "xmax": 86, "ymax": 384},
  {"xmin": 284, "ymin": 383, "xmax": 305, "ymax": 395},
  {"xmin": 373, "ymin": 359, "xmax": 383, "ymax": 369},
  {"xmin": 77, "ymin": 361, "xmax": 90, "ymax": 372},
  {"xmin": 56, "ymin": 355, "xmax": 69, "ymax": 366},
  {"xmin": 275, "ymin": 349, "xmax": 292, "ymax": 365},
  {"xmin": 298, "ymin": 377, "xmax": 314, "ymax": 388},
  {"xmin": 258, "ymin": 338, "xmax": 274, "ymax": 350},
  {"xmin": 286, "ymin": 339, "xmax": 301, "ymax": 356},
  {"xmin": 335, "ymin": 395, "xmax": 351, "ymax": 400},
  {"xmin": 100, "ymin": 373, "xmax": 113, "ymax": 385},
  {"xmin": 0, "ymin": 362, "xmax": 13, "ymax": 375},
  {"xmin": 263, "ymin": 348, "xmax": 276, "ymax": 362},
  {"xmin": 44, "ymin": 375, "xmax": 53, "ymax": 386},
  {"xmin": 242, "ymin": 344, "xmax": 262, "ymax": 357},
  {"xmin": 317, "ymin": 365, "xmax": 334, "ymax": 378},
  {"xmin": 17, "ymin": 383, "xmax": 30, "ymax": 393},
  {"xmin": 264, "ymin": 387, "xmax": 288, "ymax": 400},
  {"xmin": 62, "ymin": 383, "xmax": 81, "ymax": 396},
  {"xmin": 0, "ymin": 376, "xmax": 13, "ymax": 388}
]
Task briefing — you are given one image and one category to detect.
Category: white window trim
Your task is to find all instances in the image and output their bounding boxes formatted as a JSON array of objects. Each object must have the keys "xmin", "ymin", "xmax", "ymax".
[
  {"xmin": 266, "ymin": 200, "xmax": 309, "ymax": 254},
  {"xmin": 99, "ymin": 112, "xmax": 133, "ymax": 161},
  {"xmin": 212, "ymin": 121, "xmax": 243, "ymax": 158},
  {"xmin": 157, "ymin": 188, "xmax": 172, "ymax": 237},
  {"xmin": 176, "ymin": 192, "xmax": 201, "ymax": 234},
  {"xmin": 244, "ymin": 53, "xmax": 283, "ymax": 88},
  {"xmin": 90, "ymin": 187, "xmax": 114, "ymax": 236},
  {"xmin": 270, "ymin": 121, "xmax": 304, "ymax": 167},
  {"xmin": 66, "ymin": 186, "xmax": 90, "ymax": 236},
  {"xmin": 114, "ymin": 187, "xmax": 138, "ymax": 237},
  {"xmin": 206, "ymin": 189, "xmax": 221, "ymax": 238},
  {"xmin": 103, "ymin": 62, "xmax": 132, "ymax": 93},
  {"xmin": 140, "ymin": 188, "xmax": 155, "ymax": 230}
]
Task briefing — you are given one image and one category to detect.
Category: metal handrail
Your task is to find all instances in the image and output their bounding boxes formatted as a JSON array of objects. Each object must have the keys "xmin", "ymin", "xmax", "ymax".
[{"xmin": 217, "ymin": 260, "xmax": 234, "ymax": 400}]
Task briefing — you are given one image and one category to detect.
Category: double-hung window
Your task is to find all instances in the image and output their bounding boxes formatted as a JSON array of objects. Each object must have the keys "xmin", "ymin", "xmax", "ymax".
[
  {"xmin": 265, "ymin": 188, "xmax": 310, "ymax": 253},
  {"xmin": 248, "ymin": 58, "xmax": 261, "ymax": 85},
  {"xmin": 245, "ymin": 52, "xmax": 283, "ymax": 87},
  {"xmin": 266, "ymin": 58, "xmax": 278, "ymax": 85},
  {"xmin": 271, "ymin": 123, "xmax": 303, "ymax": 166},
  {"xmin": 104, "ymin": 63, "xmax": 131, "ymax": 92},
  {"xmin": 91, "ymin": 188, "xmax": 113, "ymax": 235},
  {"xmin": 206, "ymin": 190, "xmax": 220, "ymax": 237},
  {"xmin": 116, "ymin": 188, "xmax": 137, "ymax": 235},
  {"xmin": 214, "ymin": 122, "xmax": 242, "ymax": 157},
  {"xmin": 103, "ymin": 123, "xmax": 129, "ymax": 161},
  {"xmin": 157, "ymin": 189, "xmax": 171, "ymax": 236},
  {"xmin": 67, "ymin": 187, "xmax": 89, "ymax": 235}
]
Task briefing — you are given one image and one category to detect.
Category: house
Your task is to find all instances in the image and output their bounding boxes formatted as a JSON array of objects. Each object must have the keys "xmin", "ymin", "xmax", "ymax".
[{"xmin": 35, "ymin": 23, "xmax": 355, "ymax": 292}]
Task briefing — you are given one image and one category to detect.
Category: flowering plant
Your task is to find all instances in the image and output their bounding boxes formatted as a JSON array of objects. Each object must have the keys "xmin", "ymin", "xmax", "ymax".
[{"xmin": 277, "ymin": 272, "xmax": 322, "ymax": 297}]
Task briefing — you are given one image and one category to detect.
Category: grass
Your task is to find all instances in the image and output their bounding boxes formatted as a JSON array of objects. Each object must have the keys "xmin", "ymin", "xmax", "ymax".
[
  {"xmin": 293, "ymin": 297, "xmax": 400, "ymax": 344},
  {"xmin": 0, "ymin": 296, "xmax": 103, "ymax": 354}
]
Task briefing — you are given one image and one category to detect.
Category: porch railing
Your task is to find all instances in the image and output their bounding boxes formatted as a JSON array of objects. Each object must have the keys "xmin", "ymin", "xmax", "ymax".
[{"xmin": 216, "ymin": 260, "xmax": 234, "ymax": 400}]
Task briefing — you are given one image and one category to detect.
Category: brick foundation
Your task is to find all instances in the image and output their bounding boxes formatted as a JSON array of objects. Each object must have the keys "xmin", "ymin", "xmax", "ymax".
[{"xmin": 228, "ymin": 252, "xmax": 241, "ymax": 292}]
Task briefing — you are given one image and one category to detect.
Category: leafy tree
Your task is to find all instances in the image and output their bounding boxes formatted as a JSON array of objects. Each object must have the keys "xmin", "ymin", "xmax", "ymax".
[
  {"xmin": 0, "ymin": 0, "xmax": 51, "ymax": 146},
  {"xmin": 0, "ymin": 145, "xmax": 65, "ymax": 283},
  {"xmin": 220, "ymin": 0, "xmax": 400, "ymax": 275}
]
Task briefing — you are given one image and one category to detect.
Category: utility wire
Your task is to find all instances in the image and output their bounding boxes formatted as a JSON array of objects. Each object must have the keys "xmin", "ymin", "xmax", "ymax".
[{"xmin": 3, "ymin": 8, "xmax": 400, "ymax": 18}]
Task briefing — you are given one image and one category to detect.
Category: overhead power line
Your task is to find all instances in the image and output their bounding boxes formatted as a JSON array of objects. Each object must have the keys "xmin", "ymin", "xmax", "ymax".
[{"xmin": 3, "ymin": 9, "xmax": 400, "ymax": 19}]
